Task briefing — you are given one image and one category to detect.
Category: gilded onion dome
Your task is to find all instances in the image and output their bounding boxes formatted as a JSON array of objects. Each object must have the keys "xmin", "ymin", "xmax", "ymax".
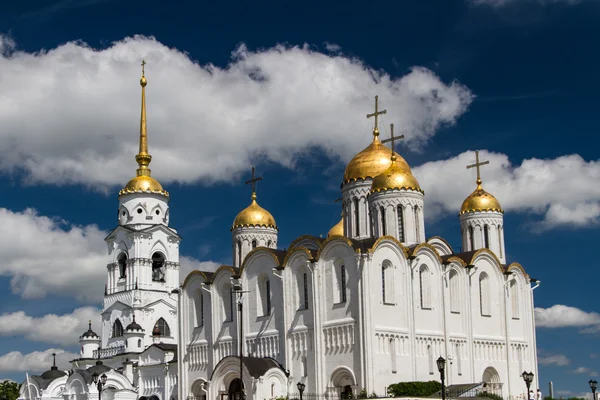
[
  {"xmin": 232, "ymin": 193, "xmax": 278, "ymax": 230},
  {"xmin": 119, "ymin": 62, "xmax": 169, "ymax": 197},
  {"xmin": 371, "ymin": 154, "xmax": 421, "ymax": 193},
  {"xmin": 327, "ymin": 214, "xmax": 344, "ymax": 237},
  {"xmin": 460, "ymin": 178, "xmax": 503, "ymax": 215}
]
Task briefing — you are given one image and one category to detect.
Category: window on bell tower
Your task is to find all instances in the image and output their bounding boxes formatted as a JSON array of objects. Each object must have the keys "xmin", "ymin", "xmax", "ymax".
[
  {"xmin": 118, "ymin": 253, "xmax": 127, "ymax": 279},
  {"xmin": 152, "ymin": 252, "xmax": 166, "ymax": 282},
  {"xmin": 112, "ymin": 319, "xmax": 124, "ymax": 337}
]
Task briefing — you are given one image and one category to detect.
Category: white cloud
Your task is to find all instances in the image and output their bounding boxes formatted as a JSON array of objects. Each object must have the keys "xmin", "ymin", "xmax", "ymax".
[
  {"xmin": 179, "ymin": 256, "xmax": 220, "ymax": 282},
  {"xmin": 538, "ymin": 353, "xmax": 570, "ymax": 366},
  {"xmin": 413, "ymin": 151, "xmax": 600, "ymax": 228},
  {"xmin": 0, "ymin": 349, "xmax": 78, "ymax": 373},
  {"xmin": 0, "ymin": 307, "xmax": 100, "ymax": 346},
  {"xmin": 0, "ymin": 35, "xmax": 472, "ymax": 189},
  {"xmin": 470, "ymin": 0, "xmax": 581, "ymax": 7},
  {"xmin": 534, "ymin": 304, "xmax": 600, "ymax": 328},
  {"xmin": 573, "ymin": 367, "xmax": 599, "ymax": 377},
  {"xmin": 0, "ymin": 207, "xmax": 218, "ymax": 301}
]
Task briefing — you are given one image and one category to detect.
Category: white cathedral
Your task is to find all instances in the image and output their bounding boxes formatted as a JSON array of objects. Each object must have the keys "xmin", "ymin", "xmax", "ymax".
[{"xmin": 19, "ymin": 66, "xmax": 539, "ymax": 400}]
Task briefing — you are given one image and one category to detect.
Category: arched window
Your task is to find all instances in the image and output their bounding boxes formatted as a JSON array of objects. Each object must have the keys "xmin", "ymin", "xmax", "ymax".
[
  {"xmin": 138, "ymin": 339, "xmax": 142, "ymax": 348},
  {"xmin": 266, "ymin": 280, "xmax": 271, "ymax": 315},
  {"xmin": 267, "ymin": 240, "xmax": 272, "ymax": 248},
  {"xmin": 151, "ymin": 252, "xmax": 166, "ymax": 282},
  {"xmin": 258, "ymin": 275, "xmax": 271, "ymax": 316},
  {"xmin": 340, "ymin": 265, "xmax": 347, "ymax": 303},
  {"xmin": 112, "ymin": 319, "xmax": 124, "ymax": 337},
  {"xmin": 237, "ymin": 240, "xmax": 242, "ymax": 267},
  {"xmin": 419, "ymin": 265, "xmax": 431, "ymax": 309},
  {"xmin": 397, "ymin": 205, "xmax": 405, "ymax": 242},
  {"xmin": 195, "ymin": 291, "xmax": 204, "ymax": 327},
  {"xmin": 302, "ymin": 356, "xmax": 308, "ymax": 377},
  {"xmin": 479, "ymin": 272, "xmax": 491, "ymax": 316},
  {"xmin": 449, "ymin": 270, "xmax": 460, "ymax": 314},
  {"xmin": 251, "ymin": 240, "xmax": 257, "ymax": 249},
  {"xmin": 468, "ymin": 225, "xmax": 475, "ymax": 250},
  {"xmin": 154, "ymin": 317, "xmax": 170, "ymax": 336},
  {"xmin": 301, "ymin": 272, "xmax": 309, "ymax": 310},
  {"xmin": 223, "ymin": 283, "xmax": 233, "ymax": 322},
  {"xmin": 380, "ymin": 206, "xmax": 386, "ymax": 235},
  {"xmin": 484, "ymin": 225, "xmax": 490, "ymax": 249},
  {"xmin": 353, "ymin": 198, "xmax": 360, "ymax": 237},
  {"xmin": 118, "ymin": 253, "xmax": 127, "ymax": 279},
  {"xmin": 414, "ymin": 205, "xmax": 420, "ymax": 240},
  {"xmin": 498, "ymin": 226, "xmax": 503, "ymax": 257},
  {"xmin": 510, "ymin": 280, "xmax": 520, "ymax": 319},
  {"xmin": 382, "ymin": 261, "xmax": 395, "ymax": 304}
]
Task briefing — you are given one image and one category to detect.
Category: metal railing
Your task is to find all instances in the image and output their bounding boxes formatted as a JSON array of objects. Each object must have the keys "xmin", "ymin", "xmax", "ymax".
[{"xmin": 92, "ymin": 345, "xmax": 126, "ymax": 359}]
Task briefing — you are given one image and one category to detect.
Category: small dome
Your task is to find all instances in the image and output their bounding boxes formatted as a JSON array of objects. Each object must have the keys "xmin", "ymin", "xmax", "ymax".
[
  {"xmin": 327, "ymin": 216, "xmax": 344, "ymax": 238},
  {"xmin": 343, "ymin": 135, "xmax": 412, "ymax": 184},
  {"xmin": 41, "ymin": 367, "xmax": 66, "ymax": 381},
  {"xmin": 81, "ymin": 321, "xmax": 99, "ymax": 339},
  {"xmin": 371, "ymin": 157, "xmax": 421, "ymax": 193},
  {"xmin": 460, "ymin": 180, "xmax": 503, "ymax": 215},
  {"xmin": 126, "ymin": 315, "xmax": 143, "ymax": 332},
  {"xmin": 87, "ymin": 360, "xmax": 111, "ymax": 376},
  {"xmin": 232, "ymin": 194, "xmax": 277, "ymax": 230},
  {"xmin": 119, "ymin": 175, "xmax": 168, "ymax": 197}
]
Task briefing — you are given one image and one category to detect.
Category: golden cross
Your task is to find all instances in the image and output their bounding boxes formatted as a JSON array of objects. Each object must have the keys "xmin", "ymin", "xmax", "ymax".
[
  {"xmin": 381, "ymin": 123, "xmax": 405, "ymax": 155},
  {"xmin": 141, "ymin": 59, "xmax": 146, "ymax": 77},
  {"xmin": 244, "ymin": 166, "xmax": 263, "ymax": 194},
  {"xmin": 366, "ymin": 95, "xmax": 387, "ymax": 133},
  {"xmin": 466, "ymin": 150, "xmax": 490, "ymax": 183}
]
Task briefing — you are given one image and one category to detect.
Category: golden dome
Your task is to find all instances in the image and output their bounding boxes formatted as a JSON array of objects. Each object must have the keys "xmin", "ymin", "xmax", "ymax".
[
  {"xmin": 460, "ymin": 180, "xmax": 503, "ymax": 215},
  {"xmin": 327, "ymin": 216, "xmax": 344, "ymax": 238},
  {"xmin": 119, "ymin": 60, "xmax": 168, "ymax": 198},
  {"xmin": 371, "ymin": 155, "xmax": 422, "ymax": 193},
  {"xmin": 232, "ymin": 193, "xmax": 277, "ymax": 230},
  {"xmin": 120, "ymin": 175, "xmax": 168, "ymax": 196},
  {"xmin": 343, "ymin": 134, "xmax": 413, "ymax": 184}
]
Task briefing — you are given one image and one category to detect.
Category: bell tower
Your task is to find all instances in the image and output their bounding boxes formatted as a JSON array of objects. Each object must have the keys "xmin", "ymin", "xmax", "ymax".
[{"xmin": 101, "ymin": 61, "xmax": 181, "ymax": 358}]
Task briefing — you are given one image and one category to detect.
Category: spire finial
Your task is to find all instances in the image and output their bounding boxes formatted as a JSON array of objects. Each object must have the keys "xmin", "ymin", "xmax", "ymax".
[
  {"xmin": 381, "ymin": 123, "xmax": 405, "ymax": 163},
  {"xmin": 366, "ymin": 95, "xmax": 387, "ymax": 137},
  {"xmin": 88, "ymin": 320, "xmax": 92, "ymax": 330},
  {"xmin": 245, "ymin": 166, "xmax": 263, "ymax": 202},
  {"xmin": 466, "ymin": 150, "xmax": 490, "ymax": 190},
  {"xmin": 52, "ymin": 353, "xmax": 56, "ymax": 367},
  {"xmin": 135, "ymin": 59, "xmax": 152, "ymax": 177}
]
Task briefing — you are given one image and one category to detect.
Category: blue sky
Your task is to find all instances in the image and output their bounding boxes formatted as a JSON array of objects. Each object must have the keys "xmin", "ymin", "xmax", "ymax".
[{"xmin": 0, "ymin": 0, "xmax": 599, "ymax": 396}]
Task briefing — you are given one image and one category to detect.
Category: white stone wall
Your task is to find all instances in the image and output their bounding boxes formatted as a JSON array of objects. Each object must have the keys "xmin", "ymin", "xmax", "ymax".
[{"xmin": 368, "ymin": 190, "xmax": 425, "ymax": 244}]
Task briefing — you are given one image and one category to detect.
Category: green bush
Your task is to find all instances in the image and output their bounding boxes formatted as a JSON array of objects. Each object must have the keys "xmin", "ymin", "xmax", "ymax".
[
  {"xmin": 481, "ymin": 392, "xmax": 504, "ymax": 400},
  {"xmin": 387, "ymin": 381, "xmax": 443, "ymax": 397}
]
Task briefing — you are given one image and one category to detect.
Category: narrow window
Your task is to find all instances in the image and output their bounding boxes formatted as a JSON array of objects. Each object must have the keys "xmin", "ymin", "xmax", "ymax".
[
  {"xmin": 223, "ymin": 284, "xmax": 233, "ymax": 322},
  {"xmin": 195, "ymin": 292, "xmax": 204, "ymax": 327},
  {"xmin": 484, "ymin": 225, "xmax": 490, "ymax": 249},
  {"xmin": 154, "ymin": 317, "xmax": 170, "ymax": 336},
  {"xmin": 118, "ymin": 253, "xmax": 127, "ymax": 279},
  {"xmin": 266, "ymin": 280, "xmax": 271, "ymax": 315},
  {"xmin": 138, "ymin": 339, "xmax": 142, "ymax": 348},
  {"xmin": 267, "ymin": 240, "xmax": 272, "ymax": 248},
  {"xmin": 151, "ymin": 252, "xmax": 166, "ymax": 282},
  {"xmin": 380, "ymin": 206, "xmax": 386, "ymax": 235},
  {"xmin": 230, "ymin": 288, "xmax": 235, "ymax": 321},
  {"xmin": 427, "ymin": 344, "xmax": 434, "ymax": 375},
  {"xmin": 449, "ymin": 270, "xmax": 460, "ymax": 313},
  {"xmin": 353, "ymin": 198, "xmax": 360, "ymax": 237},
  {"xmin": 414, "ymin": 205, "xmax": 420, "ymax": 241},
  {"xmin": 303, "ymin": 273, "xmax": 309, "ymax": 310},
  {"xmin": 469, "ymin": 225, "xmax": 475, "ymax": 250},
  {"xmin": 382, "ymin": 265, "xmax": 386, "ymax": 303},
  {"xmin": 419, "ymin": 265, "xmax": 431, "ymax": 309},
  {"xmin": 302, "ymin": 356, "xmax": 308, "ymax": 377},
  {"xmin": 340, "ymin": 265, "xmax": 347, "ymax": 303},
  {"xmin": 456, "ymin": 343, "xmax": 462, "ymax": 376},
  {"xmin": 112, "ymin": 319, "xmax": 124, "ymax": 337},
  {"xmin": 510, "ymin": 281, "xmax": 520, "ymax": 319},
  {"xmin": 237, "ymin": 240, "xmax": 242, "ymax": 267},
  {"xmin": 498, "ymin": 226, "xmax": 503, "ymax": 257},
  {"xmin": 391, "ymin": 338, "xmax": 397, "ymax": 373},
  {"xmin": 251, "ymin": 240, "xmax": 257, "ymax": 249},
  {"xmin": 382, "ymin": 261, "xmax": 395, "ymax": 304},
  {"xmin": 479, "ymin": 273, "xmax": 491, "ymax": 316},
  {"xmin": 397, "ymin": 205, "xmax": 405, "ymax": 242}
]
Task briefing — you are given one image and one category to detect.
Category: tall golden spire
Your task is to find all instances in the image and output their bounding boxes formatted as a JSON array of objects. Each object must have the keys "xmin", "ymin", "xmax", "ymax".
[{"xmin": 135, "ymin": 59, "xmax": 152, "ymax": 177}]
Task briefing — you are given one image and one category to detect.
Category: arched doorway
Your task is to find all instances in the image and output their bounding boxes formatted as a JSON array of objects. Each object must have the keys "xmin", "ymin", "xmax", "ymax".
[
  {"xmin": 330, "ymin": 367, "xmax": 357, "ymax": 400},
  {"xmin": 481, "ymin": 367, "xmax": 503, "ymax": 397},
  {"xmin": 341, "ymin": 386, "xmax": 353, "ymax": 399},
  {"xmin": 228, "ymin": 378, "xmax": 244, "ymax": 400}
]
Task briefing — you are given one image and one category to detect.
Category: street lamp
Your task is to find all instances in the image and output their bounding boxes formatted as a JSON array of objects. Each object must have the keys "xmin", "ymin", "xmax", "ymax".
[
  {"xmin": 297, "ymin": 382, "xmax": 306, "ymax": 400},
  {"xmin": 522, "ymin": 371, "xmax": 534, "ymax": 400},
  {"xmin": 437, "ymin": 357, "xmax": 446, "ymax": 400},
  {"xmin": 589, "ymin": 380, "xmax": 597, "ymax": 400},
  {"xmin": 92, "ymin": 372, "xmax": 108, "ymax": 400}
]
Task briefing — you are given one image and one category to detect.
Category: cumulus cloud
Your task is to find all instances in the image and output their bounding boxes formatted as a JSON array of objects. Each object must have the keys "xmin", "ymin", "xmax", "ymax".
[
  {"xmin": 0, "ymin": 307, "xmax": 100, "ymax": 346},
  {"xmin": 538, "ymin": 353, "xmax": 570, "ymax": 366},
  {"xmin": 0, "ymin": 349, "xmax": 78, "ymax": 373},
  {"xmin": 0, "ymin": 207, "xmax": 218, "ymax": 301},
  {"xmin": 0, "ymin": 35, "xmax": 472, "ymax": 189},
  {"xmin": 470, "ymin": 0, "xmax": 581, "ymax": 7},
  {"xmin": 413, "ymin": 151, "xmax": 600, "ymax": 228},
  {"xmin": 573, "ymin": 367, "xmax": 599, "ymax": 377},
  {"xmin": 179, "ymin": 256, "xmax": 220, "ymax": 282},
  {"xmin": 535, "ymin": 304, "xmax": 600, "ymax": 328}
]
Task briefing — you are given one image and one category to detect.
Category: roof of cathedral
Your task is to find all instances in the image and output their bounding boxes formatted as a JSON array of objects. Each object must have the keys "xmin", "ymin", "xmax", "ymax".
[
  {"xmin": 119, "ymin": 61, "xmax": 169, "ymax": 198},
  {"xmin": 232, "ymin": 192, "xmax": 277, "ymax": 230},
  {"xmin": 327, "ymin": 215, "xmax": 344, "ymax": 238},
  {"xmin": 460, "ymin": 179, "xmax": 503, "ymax": 215},
  {"xmin": 40, "ymin": 353, "xmax": 66, "ymax": 381},
  {"xmin": 87, "ymin": 360, "xmax": 112, "ymax": 376},
  {"xmin": 126, "ymin": 314, "xmax": 143, "ymax": 332},
  {"xmin": 370, "ymin": 153, "xmax": 422, "ymax": 193},
  {"xmin": 81, "ymin": 320, "xmax": 99, "ymax": 339}
]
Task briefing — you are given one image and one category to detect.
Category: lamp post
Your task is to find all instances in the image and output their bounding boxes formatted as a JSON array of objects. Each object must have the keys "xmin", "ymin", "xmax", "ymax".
[
  {"xmin": 522, "ymin": 371, "xmax": 534, "ymax": 400},
  {"xmin": 231, "ymin": 277, "xmax": 248, "ymax": 400},
  {"xmin": 297, "ymin": 382, "xmax": 306, "ymax": 400},
  {"xmin": 92, "ymin": 372, "xmax": 108, "ymax": 400},
  {"xmin": 437, "ymin": 357, "xmax": 446, "ymax": 400},
  {"xmin": 589, "ymin": 380, "xmax": 597, "ymax": 400}
]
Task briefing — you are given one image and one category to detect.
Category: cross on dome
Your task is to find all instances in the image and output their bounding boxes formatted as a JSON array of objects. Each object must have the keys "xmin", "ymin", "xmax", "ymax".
[
  {"xmin": 366, "ymin": 95, "xmax": 387, "ymax": 136},
  {"xmin": 381, "ymin": 123, "xmax": 405, "ymax": 162},
  {"xmin": 245, "ymin": 166, "xmax": 263, "ymax": 200},
  {"xmin": 466, "ymin": 150, "xmax": 490, "ymax": 188}
]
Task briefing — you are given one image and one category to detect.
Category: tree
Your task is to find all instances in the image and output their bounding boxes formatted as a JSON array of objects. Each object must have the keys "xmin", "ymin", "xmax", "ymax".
[{"xmin": 0, "ymin": 380, "xmax": 20, "ymax": 400}]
